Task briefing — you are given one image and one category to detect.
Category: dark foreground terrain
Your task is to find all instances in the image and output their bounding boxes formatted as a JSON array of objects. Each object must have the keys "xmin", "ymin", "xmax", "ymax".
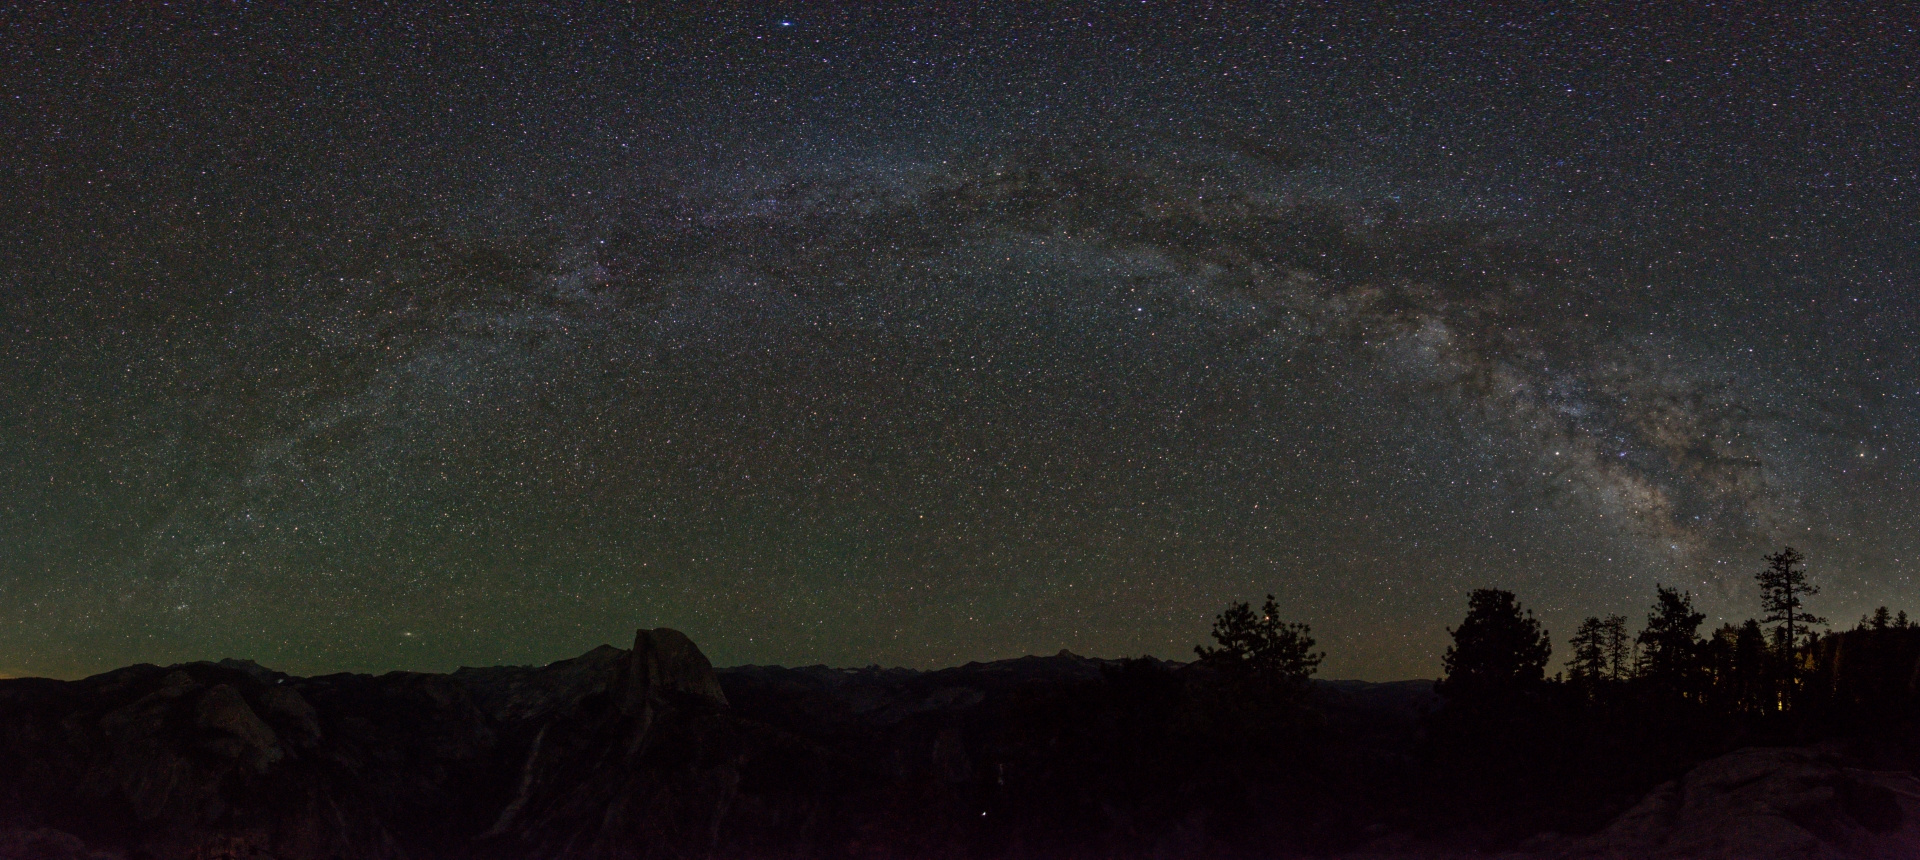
[{"xmin": 2, "ymin": 629, "xmax": 1917, "ymax": 859}]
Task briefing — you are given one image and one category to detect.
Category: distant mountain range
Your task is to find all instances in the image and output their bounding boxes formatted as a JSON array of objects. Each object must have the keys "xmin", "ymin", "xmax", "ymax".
[{"xmin": 1, "ymin": 629, "xmax": 1912, "ymax": 859}]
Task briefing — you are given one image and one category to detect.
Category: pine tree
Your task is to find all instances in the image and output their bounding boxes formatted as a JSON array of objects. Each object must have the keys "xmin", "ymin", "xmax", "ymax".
[
  {"xmin": 1756, "ymin": 547, "xmax": 1824, "ymax": 656},
  {"xmin": 1195, "ymin": 594, "xmax": 1324, "ymax": 700},
  {"xmin": 1600, "ymin": 615, "xmax": 1632, "ymax": 681},
  {"xmin": 1732, "ymin": 618, "xmax": 1772, "ymax": 712},
  {"xmin": 1568, "ymin": 617, "xmax": 1609, "ymax": 689},
  {"xmin": 1438, "ymin": 589, "xmax": 1552, "ymax": 700},
  {"xmin": 1705, "ymin": 624, "xmax": 1738, "ymax": 705},
  {"xmin": 1637, "ymin": 586, "xmax": 1707, "ymax": 697}
]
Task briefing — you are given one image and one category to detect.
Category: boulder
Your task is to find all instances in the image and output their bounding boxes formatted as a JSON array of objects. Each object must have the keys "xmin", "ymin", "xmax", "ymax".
[{"xmin": 1553, "ymin": 746, "xmax": 1920, "ymax": 860}]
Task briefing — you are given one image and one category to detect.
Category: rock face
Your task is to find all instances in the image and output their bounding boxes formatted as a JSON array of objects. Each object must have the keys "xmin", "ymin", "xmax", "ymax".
[
  {"xmin": 471, "ymin": 627, "xmax": 747, "ymax": 858},
  {"xmin": 192, "ymin": 683, "xmax": 284, "ymax": 773},
  {"xmin": 0, "ymin": 629, "xmax": 778, "ymax": 860},
  {"xmin": 0, "ymin": 644, "xmax": 571, "ymax": 859},
  {"xmin": 1538, "ymin": 746, "xmax": 1920, "ymax": 860},
  {"xmin": 15, "ymin": 633, "xmax": 1920, "ymax": 860},
  {"xmin": 451, "ymin": 644, "xmax": 625, "ymax": 727},
  {"xmin": 615, "ymin": 627, "xmax": 728, "ymax": 714},
  {"xmin": 0, "ymin": 828, "xmax": 125, "ymax": 860},
  {"xmin": 3, "ymin": 638, "xmax": 1256, "ymax": 858}
]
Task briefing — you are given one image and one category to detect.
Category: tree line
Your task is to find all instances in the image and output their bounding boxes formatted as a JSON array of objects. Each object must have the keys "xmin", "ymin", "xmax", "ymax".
[
  {"xmin": 1451, "ymin": 547, "xmax": 1833, "ymax": 707},
  {"xmin": 1197, "ymin": 545, "xmax": 1920, "ymax": 836},
  {"xmin": 1428, "ymin": 546, "xmax": 1920, "ymax": 726},
  {"xmin": 1203, "ymin": 545, "xmax": 1918, "ymax": 721}
]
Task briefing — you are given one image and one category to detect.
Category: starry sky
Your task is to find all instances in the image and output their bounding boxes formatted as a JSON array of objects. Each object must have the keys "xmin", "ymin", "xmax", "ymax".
[{"xmin": 4, "ymin": 3, "xmax": 1917, "ymax": 681}]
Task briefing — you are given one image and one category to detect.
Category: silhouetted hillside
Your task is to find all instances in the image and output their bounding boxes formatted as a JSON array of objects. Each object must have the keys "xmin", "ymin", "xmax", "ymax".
[{"xmin": 3, "ymin": 629, "xmax": 1919, "ymax": 859}]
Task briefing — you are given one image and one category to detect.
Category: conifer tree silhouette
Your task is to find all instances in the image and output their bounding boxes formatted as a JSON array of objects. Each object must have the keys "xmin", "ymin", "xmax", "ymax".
[
  {"xmin": 1438, "ymin": 589, "xmax": 1551, "ymax": 700},
  {"xmin": 1757, "ymin": 547, "xmax": 1824, "ymax": 662},
  {"xmin": 1196, "ymin": 594, "xmax": 1324, "ymax": 700},
  {"xmin": 1637, "ymin": 586, "xmax": 1707, "ymax": 696}
]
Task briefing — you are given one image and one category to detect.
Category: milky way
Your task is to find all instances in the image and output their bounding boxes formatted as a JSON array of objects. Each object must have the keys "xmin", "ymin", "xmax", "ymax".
[{"xmin": 3, "ymin": 5, "xmax": 1916, "ymax": 679}]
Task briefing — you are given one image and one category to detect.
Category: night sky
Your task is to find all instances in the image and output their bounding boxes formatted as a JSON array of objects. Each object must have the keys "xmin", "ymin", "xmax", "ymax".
[{"xmin": 4, "ymin": 4, "xmax": 1917, "ymax": 681}]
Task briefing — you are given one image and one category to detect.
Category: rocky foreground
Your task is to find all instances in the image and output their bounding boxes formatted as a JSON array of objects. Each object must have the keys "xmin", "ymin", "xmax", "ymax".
[{"xmin": 0, "ymin": 629, "xmax": 1915, "ymax": 859}]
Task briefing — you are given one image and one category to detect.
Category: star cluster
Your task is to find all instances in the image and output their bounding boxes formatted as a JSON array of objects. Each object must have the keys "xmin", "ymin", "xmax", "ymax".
[{"xmin": 3, "ymin": 4, "xmax": 1916, "ymax": 680}]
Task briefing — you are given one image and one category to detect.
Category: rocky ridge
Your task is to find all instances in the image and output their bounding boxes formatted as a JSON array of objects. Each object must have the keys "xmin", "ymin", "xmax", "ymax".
[{"xmin": 2, "ymin": 631, "xmax": 1917, "ymax": 859}]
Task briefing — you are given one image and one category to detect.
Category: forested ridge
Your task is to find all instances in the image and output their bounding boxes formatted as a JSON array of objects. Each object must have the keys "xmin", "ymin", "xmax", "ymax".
[{"xmin": 3, "ymin": 546, "xmax": 1919, "ymax": 858}]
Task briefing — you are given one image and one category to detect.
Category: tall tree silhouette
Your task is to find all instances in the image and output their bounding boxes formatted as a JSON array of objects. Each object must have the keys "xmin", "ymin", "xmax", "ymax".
[
  {"xmin": 1600, "ymin": 615, "xmax": 1632, "ymax": 681},
  {"xmin": 1756, "ymin": 547, "xmax": 1824, "ymax": 658},
  {"xmin": 1727, "ymin": 619, "xmax": 1773, "ymax": 713},
  {"xmin": 1636, "ymin": 586, "xmax": 1707, "ymax": 697},
  {"xmin": 1568, "ymin": 617, "xmax": 1609, "ymax": 690},
  {"xmin": 1437, "ymin": 589, "xmax": 1552, "ymax": 700}
]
